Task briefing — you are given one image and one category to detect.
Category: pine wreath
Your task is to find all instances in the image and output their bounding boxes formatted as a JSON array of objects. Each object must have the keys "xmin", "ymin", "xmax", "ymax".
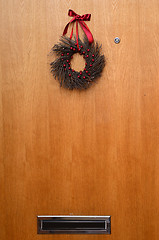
[{"xmin": 50, "ymin": 10, "xmax": 106, "ymax": 90}]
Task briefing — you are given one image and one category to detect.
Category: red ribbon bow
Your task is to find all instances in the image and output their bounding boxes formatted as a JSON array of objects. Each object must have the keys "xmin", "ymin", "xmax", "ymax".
[{"xmin": 63, "ymin": 9, "xmax": 94, "ymax": 50}]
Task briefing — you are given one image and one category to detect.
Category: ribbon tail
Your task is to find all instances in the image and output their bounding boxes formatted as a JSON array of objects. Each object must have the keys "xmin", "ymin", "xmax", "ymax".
[
  {"xmin": 63, "ymin": 17, "xmax": 76, "ymax": 36},
  {"xmin": 63, "ymin": 23, "xmax": 70, "ymax": 36},
  {"xmin": 79, "ymin": 21, "xmax": 94, "ymax": 44},
  {"xmin": 70, "ymin": 22, "xmax": 74, "ymax": 39},
  {"xmin": 76, "ymin": 21, "xmax": 79, "ymax": 50}
]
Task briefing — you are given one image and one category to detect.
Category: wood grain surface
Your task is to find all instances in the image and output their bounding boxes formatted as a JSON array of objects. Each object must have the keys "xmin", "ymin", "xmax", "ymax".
[{"xmin": 1, "ymin": 0, "xmax": 159, "ymax": 239}]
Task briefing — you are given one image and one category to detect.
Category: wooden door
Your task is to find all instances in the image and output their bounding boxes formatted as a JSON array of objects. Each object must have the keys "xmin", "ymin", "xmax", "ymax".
[{"xmin": 1, "ymin": 0, "xmax": 159, "ymax": 239}]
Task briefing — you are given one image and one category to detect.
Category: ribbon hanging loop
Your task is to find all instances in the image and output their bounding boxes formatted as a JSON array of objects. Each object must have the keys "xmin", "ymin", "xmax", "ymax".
[{"xmin": 63, "ymin": 9, "xmax": 94, "ymax": 50}]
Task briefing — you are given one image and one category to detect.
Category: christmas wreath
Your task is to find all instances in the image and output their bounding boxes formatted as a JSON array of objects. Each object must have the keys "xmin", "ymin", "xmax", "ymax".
[{"xmin": 50, "ymin": 9, "xmax": 105, "ymax": 90}]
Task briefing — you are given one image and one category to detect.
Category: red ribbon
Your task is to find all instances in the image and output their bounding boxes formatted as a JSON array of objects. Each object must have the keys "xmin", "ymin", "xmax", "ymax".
[{"xmin": 63, "ymin": 9, "xmax": 94, "ymax": 50}]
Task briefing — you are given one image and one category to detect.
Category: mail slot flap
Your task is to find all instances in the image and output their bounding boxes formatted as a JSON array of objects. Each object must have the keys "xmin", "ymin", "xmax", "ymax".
[{"xmin": 37, "ymin": 216, "xmax": 111, "ymax": 234}]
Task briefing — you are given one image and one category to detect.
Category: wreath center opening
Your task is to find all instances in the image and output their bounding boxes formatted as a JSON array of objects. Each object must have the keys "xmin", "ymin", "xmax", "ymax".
[{"xmin": 70, "ymin": 53, "xmax": 86, "ymax": 72}]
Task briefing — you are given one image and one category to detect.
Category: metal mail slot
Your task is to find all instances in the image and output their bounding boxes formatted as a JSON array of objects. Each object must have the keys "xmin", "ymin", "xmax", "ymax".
[{"xmin": 37, "ymin": 215, "xmax": 111, "ymax": 234}]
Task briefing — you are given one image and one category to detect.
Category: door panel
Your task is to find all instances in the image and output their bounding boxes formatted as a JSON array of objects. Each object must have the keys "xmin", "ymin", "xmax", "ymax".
[{"xmin": 1, "ymin": 0, "xmax": 159, "ymax": 239}]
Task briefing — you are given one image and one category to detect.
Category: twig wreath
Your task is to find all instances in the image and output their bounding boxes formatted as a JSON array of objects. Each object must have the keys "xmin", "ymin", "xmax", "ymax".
[{"xmin": 50, "ymin": 9, "xmax": 105, "ymax": 90}]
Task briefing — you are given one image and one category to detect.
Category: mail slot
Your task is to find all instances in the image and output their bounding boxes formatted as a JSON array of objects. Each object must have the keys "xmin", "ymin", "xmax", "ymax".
[{"xmin": 37, "ymin": 216, "xmax": 111, "ymax": 234}]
